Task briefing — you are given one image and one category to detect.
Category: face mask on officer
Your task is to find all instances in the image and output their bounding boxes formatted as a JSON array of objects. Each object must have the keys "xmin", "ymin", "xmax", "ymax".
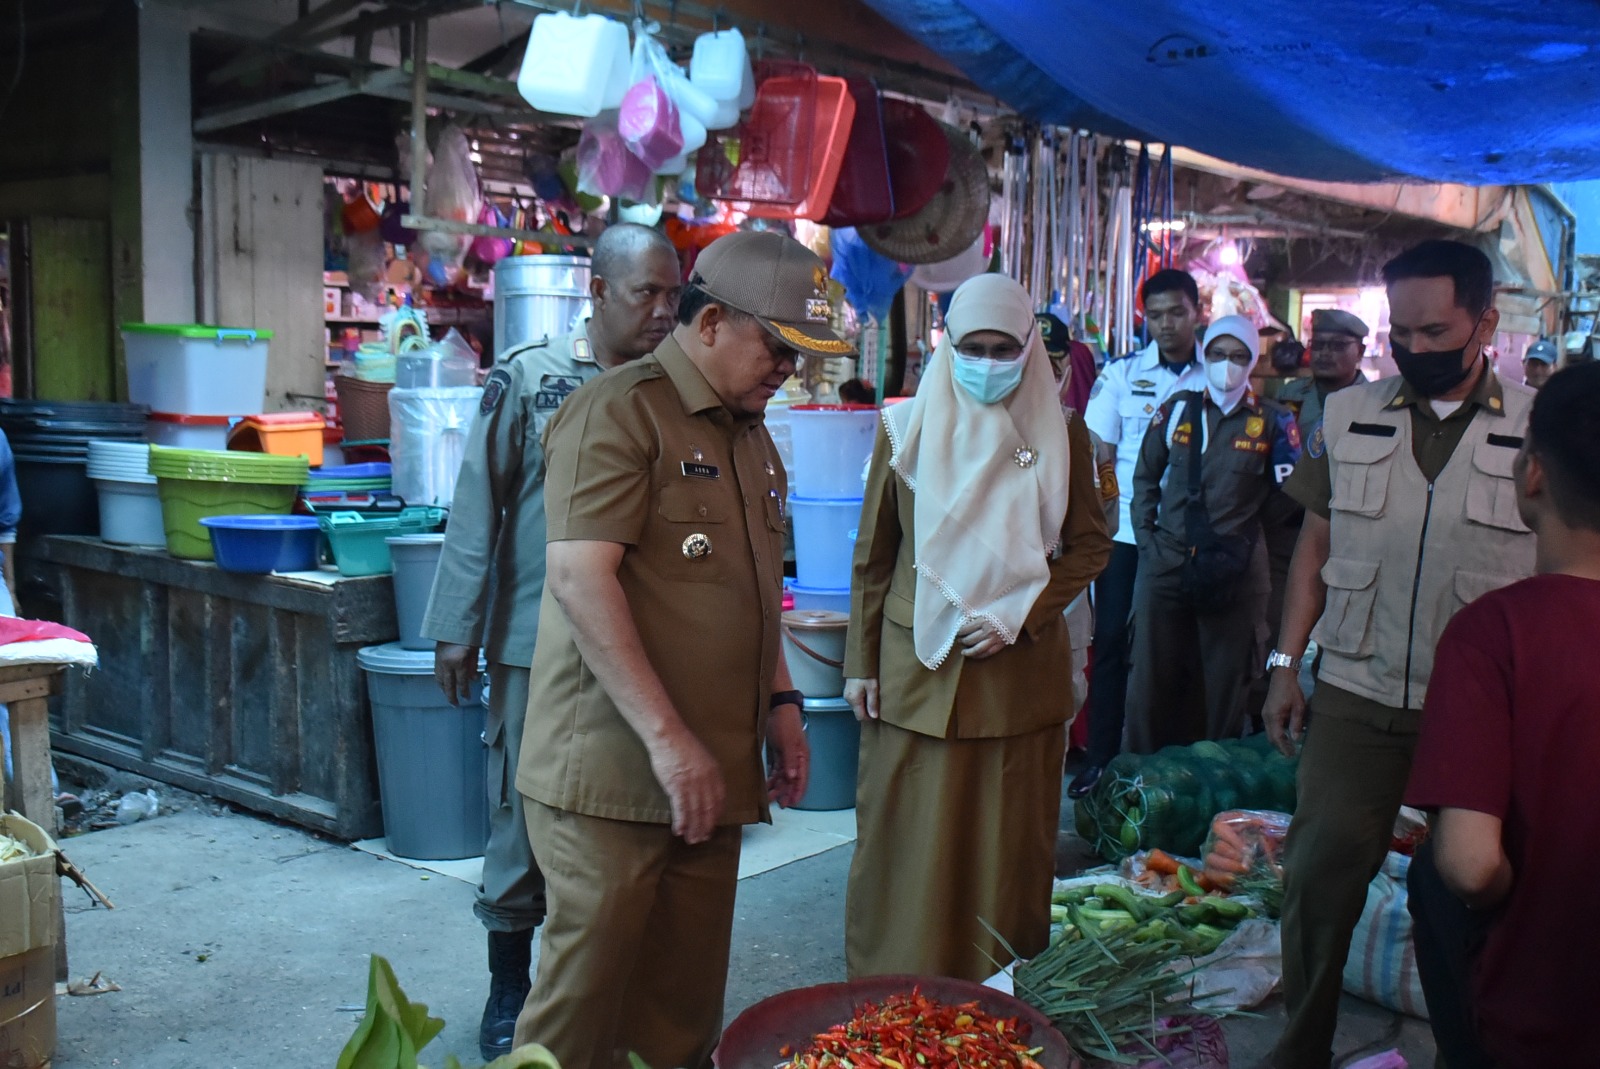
[
  {"xmin": 1206, "ymin": 357, "xmax": 1249, "ymax": 394},
  {"xmin": 952, "ymin": 333, "xmax": 1028, "ymax": 405},
  {"xmin": 1391, "ymin": 315, "xmax": 1487, "ymax": 398}
]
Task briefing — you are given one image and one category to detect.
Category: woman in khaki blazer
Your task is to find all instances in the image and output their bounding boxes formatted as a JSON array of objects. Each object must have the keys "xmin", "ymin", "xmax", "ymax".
[{"xmin": 843, "ymin": 274, "xmax": 1111, "ymax": 981}]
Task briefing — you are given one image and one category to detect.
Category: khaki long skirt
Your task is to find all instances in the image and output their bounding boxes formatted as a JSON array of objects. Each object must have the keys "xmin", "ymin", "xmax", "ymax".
[{"xmin": 845, "ymin": 717, "xmax": 1068, "ymax": 982}]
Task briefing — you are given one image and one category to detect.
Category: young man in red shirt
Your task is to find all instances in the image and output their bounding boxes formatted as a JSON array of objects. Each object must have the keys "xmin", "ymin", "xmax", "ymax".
[{"xmin": 1406, "ymin": 361, "xmax": 1600, "ymax": 1067}]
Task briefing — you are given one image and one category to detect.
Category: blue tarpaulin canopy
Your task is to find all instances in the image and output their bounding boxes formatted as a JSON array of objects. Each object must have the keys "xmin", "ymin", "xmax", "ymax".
[{"xmin": 859, "ymin": 1, "xmax": 1600, "ymax": 185}]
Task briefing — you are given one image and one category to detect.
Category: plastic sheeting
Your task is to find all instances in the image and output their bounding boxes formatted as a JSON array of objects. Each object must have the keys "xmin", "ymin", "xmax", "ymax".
[{"xmin": 860, "ymin": 0, "xmax": 1600, "ymax": 184}]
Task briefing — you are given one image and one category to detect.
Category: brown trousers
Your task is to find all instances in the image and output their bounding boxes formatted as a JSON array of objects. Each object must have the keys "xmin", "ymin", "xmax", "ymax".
[
  {"xmin": 513, "ymin": 802, "xmax": 742, "ymax": 1069},
  {"xmin": 1271, "ymin": 707, "xmax": 1418, "ymax": 1069},
  {"xmin": 846, "ymin": 718, "xmax": 1066, "ymax": 982}
]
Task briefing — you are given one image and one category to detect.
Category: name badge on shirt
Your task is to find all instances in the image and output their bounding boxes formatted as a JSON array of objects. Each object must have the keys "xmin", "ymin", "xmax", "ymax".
[{"xmin": 682, "ymin": 462, "xmax": 720, "ymax": 479}]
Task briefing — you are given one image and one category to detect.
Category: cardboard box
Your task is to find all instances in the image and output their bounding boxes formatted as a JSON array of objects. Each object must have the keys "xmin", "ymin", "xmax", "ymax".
[{"xmin": 0, "ymin": 814, "xmax": 57, "ymax": 1069}]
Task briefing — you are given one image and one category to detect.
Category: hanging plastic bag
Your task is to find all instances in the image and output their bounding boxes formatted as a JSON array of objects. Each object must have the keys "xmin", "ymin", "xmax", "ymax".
[
  {"xmin": 346, "ymin": 227, "xmax": 387, "ymax": 303},
  {"xmin": 618, "ymin": 76, "xmax": 683, "ymax": 169},
  {"xmin": 470, "ymin": 203, "xmax": 514, "ymax": 265},
  {"xmin": 419, "ymin": 124, "xmax": 482, "ymax": 275},
  {"xmin": 577, "ymin": 111, "xmax": 655, "ymax": 202}
]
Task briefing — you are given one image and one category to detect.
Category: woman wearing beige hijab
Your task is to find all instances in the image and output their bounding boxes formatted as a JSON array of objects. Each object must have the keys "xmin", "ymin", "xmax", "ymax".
[{"xmin": 842, "ymin": 273, "xmax": 1112, "ymax": 981}]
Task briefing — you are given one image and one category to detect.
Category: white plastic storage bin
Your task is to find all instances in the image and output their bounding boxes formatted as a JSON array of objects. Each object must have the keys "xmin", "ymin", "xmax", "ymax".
[
  {"xmin": 122, "ymin": 324, "xmax": 272, "ymax": 416},
  {"xmin": 145, "ymin": 413, "xmax": 233, "ymax": 451},
  {"xmin": 516, "ymin": 12, "xmax": 631, "ymax": 117}
]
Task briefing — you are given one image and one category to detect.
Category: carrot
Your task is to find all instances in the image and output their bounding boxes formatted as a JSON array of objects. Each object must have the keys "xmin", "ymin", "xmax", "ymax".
[{"xmin": 1144, "ymin": 848, "xmax": 1181, "ymax": 876}]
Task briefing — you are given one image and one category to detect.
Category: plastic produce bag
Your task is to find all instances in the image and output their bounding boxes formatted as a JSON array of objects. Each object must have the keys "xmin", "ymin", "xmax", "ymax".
[
  {"xmin": 1075, "ymin": 735, "xmax": 1299, "ymax": 862},
  {"xmin": 396, "ymin": 328, "xmax": 478, "ymax": 390},
  {"xmin": 1185, "ymin": 919, "xmax": 1283, "ymax": 1013},
  {"xmin": 1201, "ymin": 809, "xmax": 1290, "ymax": 893},
  {"xmin": 388, "ymin": 387, "xmax": 482, "ymax": 509},
  {"xmin": 419, "ymin": 125, "xmax": 482, "ymax": 277},
  {"xmin": 1127, "ymin": 1016, "xmax": 1228, "ymax": 1069}
]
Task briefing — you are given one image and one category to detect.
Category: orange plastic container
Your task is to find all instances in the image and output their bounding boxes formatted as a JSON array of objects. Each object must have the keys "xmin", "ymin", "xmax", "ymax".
[
  {"xmin": 748, "ymin": 76, "xmax": 856, "ymax": 221},
  {"xmin": 228, "ymin": 412, "xmax": 326, "ymax": 466}
]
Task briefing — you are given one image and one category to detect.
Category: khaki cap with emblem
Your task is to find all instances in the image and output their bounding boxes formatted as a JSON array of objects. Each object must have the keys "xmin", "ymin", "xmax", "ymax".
[
  {"xmin": 1311, "ymin": 308, "xmax": 1369, "ymax": 340},
  {"xmin": 691, "ymin": 230, "xmax": 857, "ymax": 356}
]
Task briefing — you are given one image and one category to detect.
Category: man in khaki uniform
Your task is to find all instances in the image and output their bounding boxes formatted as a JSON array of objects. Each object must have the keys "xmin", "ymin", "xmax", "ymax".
[
  {"xmin": 512, "ymin": 231, "xmax": 851, "ymax": 1069},
  {"xmin": 1276, "ymin": 310, "xmax": 1368, "ymax": 437},
  {"xmin": 420, "ymin": 223, "xmax": 681, "ymax": 1061},
  {"xmin": 1262, "ymin": 241, "xmax": 1536, "ymax": 1069}
]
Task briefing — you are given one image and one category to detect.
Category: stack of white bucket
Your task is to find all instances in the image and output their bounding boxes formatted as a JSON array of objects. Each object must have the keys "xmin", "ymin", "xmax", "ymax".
[{"xmin": 782, "ymin": 404, "xmax": 878, "ymax": 811}]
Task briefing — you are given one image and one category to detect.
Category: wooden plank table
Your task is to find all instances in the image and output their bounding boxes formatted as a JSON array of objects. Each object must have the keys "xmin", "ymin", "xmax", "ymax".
[
  {"xmin": 0, "ymin": 661, "xmax": 69, "ymax": 980},
  {"xmin": 0, "ymin": 662, "xmax": 65, "ymax": 831}
]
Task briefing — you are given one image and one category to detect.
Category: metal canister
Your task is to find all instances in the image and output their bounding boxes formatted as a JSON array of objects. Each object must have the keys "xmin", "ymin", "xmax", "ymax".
[{"xmin": 492, "ymin": 255, "xmax": 593, "ymax": 359}]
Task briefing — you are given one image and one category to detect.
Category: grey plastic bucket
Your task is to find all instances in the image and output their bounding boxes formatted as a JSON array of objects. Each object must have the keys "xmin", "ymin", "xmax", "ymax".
[
  {"xmin": 387, "ymin": 534, "xmax": 446, "ymax": 650},
  {"xmin": 792, "ymin": 696, "xmax": 859, "ymax": 811},
  {"xmin": 358, "ymin": 642, "xmax": 489, "ymax": 860}
]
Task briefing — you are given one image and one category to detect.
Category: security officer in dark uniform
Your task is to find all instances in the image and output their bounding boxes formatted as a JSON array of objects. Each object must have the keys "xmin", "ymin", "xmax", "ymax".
[
  {"xmin": 1124, "ymin": 316, "xmax": 1300, "ymax": 751},
  {"xmin": 421, "ymin": 223, "xmax": 681, "ymax": 1061},
  {"xmin": 1261, "ymin": 310, "xmax": 1369, "ymax": 668}
]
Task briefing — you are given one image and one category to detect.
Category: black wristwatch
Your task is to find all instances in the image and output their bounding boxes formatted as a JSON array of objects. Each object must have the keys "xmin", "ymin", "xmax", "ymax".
[{"xmin": 769, "ymin": 689, "xmax": 804, "ymax": 710}]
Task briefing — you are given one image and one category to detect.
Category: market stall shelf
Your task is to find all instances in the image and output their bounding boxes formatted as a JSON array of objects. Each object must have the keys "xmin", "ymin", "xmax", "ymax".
[{"xmin": 20, "ymin": 537, "xmax": 397, "ymax": 840}]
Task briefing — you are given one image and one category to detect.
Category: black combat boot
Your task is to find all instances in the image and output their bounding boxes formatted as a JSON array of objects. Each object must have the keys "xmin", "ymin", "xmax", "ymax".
[{"xmin": 479, "ymin": 929, "xmax": 534, "ymax": 1061}]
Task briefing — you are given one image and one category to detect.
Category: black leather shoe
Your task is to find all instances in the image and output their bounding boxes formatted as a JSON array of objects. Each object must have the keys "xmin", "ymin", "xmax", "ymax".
[
  {"xmin": 479, "ymin": 929, "xmax": 535, "ymax": 1062},
  {"xmin": 1067, "ymin": 763, "xmax": 1105, "ymax": 800}
]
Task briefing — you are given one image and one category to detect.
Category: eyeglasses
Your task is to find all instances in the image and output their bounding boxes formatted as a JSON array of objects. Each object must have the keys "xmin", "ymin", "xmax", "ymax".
[
  {"xmin": 1205, "ymin": 351, "xmax": 1254, "ymax": 367},
  {"xmin": 955, "ymin": 342, "xmax": 1025, "ymax": 361},
  {"xmin": 1309, "ymin": 338, "xmax": 1360, "ymax": 354}
]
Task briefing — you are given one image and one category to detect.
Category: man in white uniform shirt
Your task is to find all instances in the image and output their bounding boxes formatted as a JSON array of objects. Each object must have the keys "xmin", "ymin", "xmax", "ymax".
[{"xmin": 1070, "ymin": 269, "xmax": 1208, "ymax": 798}]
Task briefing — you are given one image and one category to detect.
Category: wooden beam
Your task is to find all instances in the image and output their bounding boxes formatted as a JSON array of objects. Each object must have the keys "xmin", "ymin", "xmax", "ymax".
[
  {"xmin": 401, "ymin": 213, "xmax": 596, "ymax": 248},
  {"xmin": 193, "ymin": 69, "xmax": 405, "ymax": 133},
  {"xmin": 366, "ymin": 84, "xmax": 531, "ymax": 118},
  {"xmin": 206, "ymin": 0, "xmax": 374, "ymax": 85}
]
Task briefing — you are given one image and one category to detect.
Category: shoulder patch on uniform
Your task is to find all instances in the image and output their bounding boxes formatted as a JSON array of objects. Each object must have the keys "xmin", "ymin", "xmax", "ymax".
[
  {"xmin": 1306, "ymin": 421, "xmax": 1325, "ymax": 459},
  {"xmin": 534, "ymin": 374, "xmax": 584, "ymax": 411},
  {"xmin": 480, "ymin": 368, "xmax": 511, "ymax": 414},
  {"xmin": 1089, "ymin": 375, "xmax": 1107, "ymax": 400}
]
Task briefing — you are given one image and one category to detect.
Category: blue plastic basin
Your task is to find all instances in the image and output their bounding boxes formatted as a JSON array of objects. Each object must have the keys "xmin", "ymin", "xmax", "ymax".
[
  {"xmin": 199, "ymin": 514, "xmax": 322, "ymax": 574},
  {"xmin": 309, "ymin": 462, "xmax": 392, "ymax": 480}
]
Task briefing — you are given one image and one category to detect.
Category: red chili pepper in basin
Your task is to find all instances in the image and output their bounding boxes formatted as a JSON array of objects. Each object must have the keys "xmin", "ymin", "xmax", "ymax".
[{"xmin": 782, "ymin": 990, "xmax": 1045, "ymax": 1069}]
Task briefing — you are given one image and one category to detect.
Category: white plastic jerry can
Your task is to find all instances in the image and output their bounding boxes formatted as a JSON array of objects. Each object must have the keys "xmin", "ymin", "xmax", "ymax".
[
  {"xmin": 690, "ymin": 27, "xmax": 755, "ymax": 108},
  {"xmin": 516, "ymin": 12, "xmax": 632, "ymax": 117}
]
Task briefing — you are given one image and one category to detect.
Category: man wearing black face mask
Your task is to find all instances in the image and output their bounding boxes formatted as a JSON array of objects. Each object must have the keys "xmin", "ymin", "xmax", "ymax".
[{"xmin": 1260, "ymin": 240, "xmax": 1537, "ymax": 1069}]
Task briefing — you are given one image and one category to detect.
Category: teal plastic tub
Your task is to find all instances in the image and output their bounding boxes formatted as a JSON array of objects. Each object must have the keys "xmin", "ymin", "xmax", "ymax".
[{"xmin": 319, "ymin": 507, "xmax": 445, "ymax": 576}]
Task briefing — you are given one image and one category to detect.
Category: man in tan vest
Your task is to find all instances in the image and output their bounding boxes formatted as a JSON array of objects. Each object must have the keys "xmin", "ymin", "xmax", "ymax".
[{"xmin": 1261, "ymin": 240, "xmax": 1536, "ymax": 1069}]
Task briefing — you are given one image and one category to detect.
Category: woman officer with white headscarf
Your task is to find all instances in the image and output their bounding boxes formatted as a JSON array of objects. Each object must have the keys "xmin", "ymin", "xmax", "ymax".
[
  {"xmin": 1122, "ymin": 315, "xmax": 1302, "ymax": 754},
  {"xmin": 842, "ymin": 273, "xmax": 1112, "ymax": 982}
]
